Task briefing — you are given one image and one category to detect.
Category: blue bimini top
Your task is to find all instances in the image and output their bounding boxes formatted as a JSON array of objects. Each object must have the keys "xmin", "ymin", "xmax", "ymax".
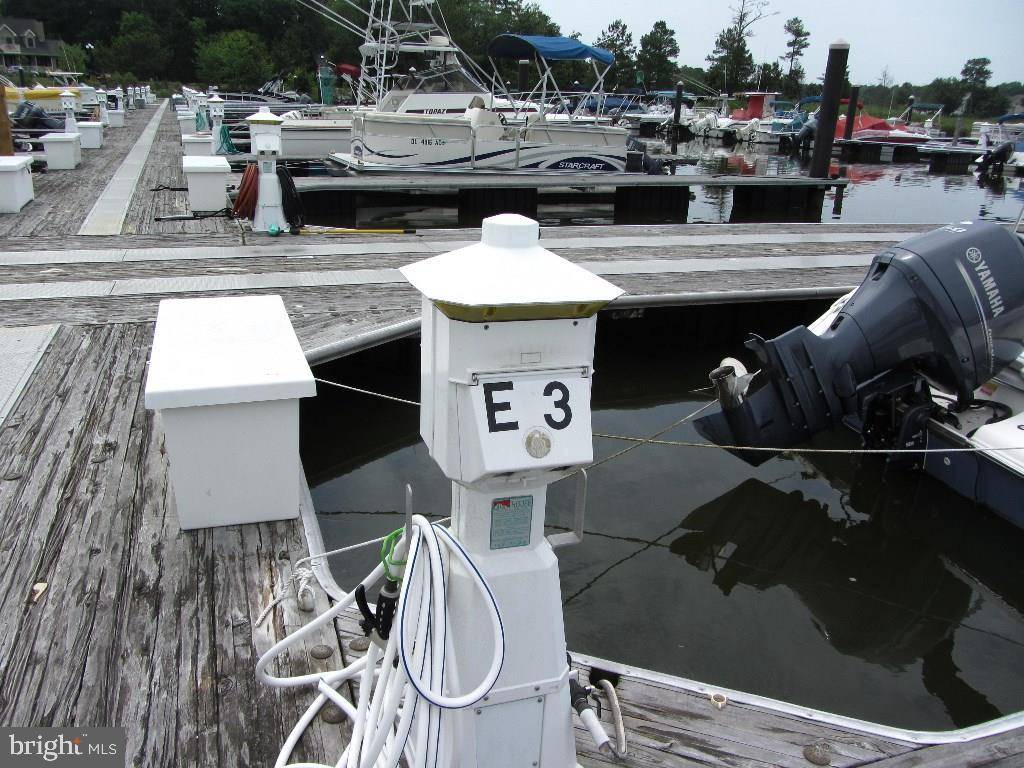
[{"xmin": 486, "ymin": 34, "xmax": 615, "ymax": 66}]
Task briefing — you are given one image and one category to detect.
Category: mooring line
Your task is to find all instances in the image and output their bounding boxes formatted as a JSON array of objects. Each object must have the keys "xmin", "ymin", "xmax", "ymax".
[
  {"xmin": 314, "ymin": 377, "xmax": 420, "ymax": 406},
  {"xmin": 593, "ymin": 433, "xmax": 1024, "ymax": 455},
  {"xmin": 313, "ymin": 375, "xmax": 1021, "ymax": 459}
]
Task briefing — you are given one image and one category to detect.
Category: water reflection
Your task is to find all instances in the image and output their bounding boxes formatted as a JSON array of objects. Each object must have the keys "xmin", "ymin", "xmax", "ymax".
[
  {"xmin": 672, "ymin": 475, "xmax": 1007, "ymax": 727},
  {"xmin": 303, "ymin": 305, "xmax": 1024, "ymax": 729}
]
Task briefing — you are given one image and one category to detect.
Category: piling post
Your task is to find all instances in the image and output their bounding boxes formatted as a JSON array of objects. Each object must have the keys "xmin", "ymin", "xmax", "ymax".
[
  {"xmin": 517, "ymin": 60, "xmax": 530, "ymax": 93},
  {"xmin": 671, "ymin": 81, "xmax": 684, "ymax": 155},
  {"xmin": 907, "ymin": 94, "xmax": 915, "ymax": 126},
  {"xmin": 843, "ymin": 86, "xmax": 859, "ymax": 141},
  {"xmin": 809, "ymin": 40, "xmax": 850, "ymax": 179},
  {"xmin": 0, "ymin": 87, "xmax": 12, "ymax": 156}
]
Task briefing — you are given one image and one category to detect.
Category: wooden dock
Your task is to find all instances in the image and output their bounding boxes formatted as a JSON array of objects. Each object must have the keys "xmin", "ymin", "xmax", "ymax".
[
  {"xmin": 835, "ymin": 138, "xmax": 988, "ymax": 174},
  {"xmin": 0, "ymin": 99, "xmax": 1021, "ymax": 767},
  {"xmin": 291, "ymin": 168, "xmax": 845, "ymax": 226}
]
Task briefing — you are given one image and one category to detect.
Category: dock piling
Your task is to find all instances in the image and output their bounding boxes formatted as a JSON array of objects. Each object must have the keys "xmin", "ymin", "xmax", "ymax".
[
  {"xmin": 843, "ymin": 86, "xmax": 859, "ymax": 141},
  {"xmin": 0, "ymin": 87, "xmax": 11, "ymax": 156},
  {"xmin": 809, "ymin": 40, "xmax": 850, "ymax": 179},
  {"xmin": 671, "ymin": 82, "xmax": 684, "ymax": 156}
]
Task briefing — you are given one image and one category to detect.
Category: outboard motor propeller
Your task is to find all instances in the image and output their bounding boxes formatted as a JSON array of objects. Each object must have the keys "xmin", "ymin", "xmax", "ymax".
[{"xmin": 697, "ymin": 221, "xmax": 1024, "ymax": 464}]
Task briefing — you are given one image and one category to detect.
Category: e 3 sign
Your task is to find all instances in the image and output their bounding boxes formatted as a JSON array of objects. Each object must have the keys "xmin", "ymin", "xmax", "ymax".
[{"xmin": 466, "ymin": 369, "xmax": 593, "ymax": 478}]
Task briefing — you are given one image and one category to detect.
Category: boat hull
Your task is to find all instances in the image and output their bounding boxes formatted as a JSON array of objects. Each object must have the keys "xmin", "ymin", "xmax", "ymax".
[
  {"xmin": 342, "ymin": 112, "xmax": 628, "ymax": 172},
  {"xmin": 280, "ymin": 120, "xmax": 352, "ymax": 157}
]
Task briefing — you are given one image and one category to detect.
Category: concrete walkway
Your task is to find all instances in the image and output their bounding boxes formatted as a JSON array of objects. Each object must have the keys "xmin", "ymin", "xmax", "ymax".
[{"xmin": 77, "ymin": 100, "xmax": 170, "ymax": 236}]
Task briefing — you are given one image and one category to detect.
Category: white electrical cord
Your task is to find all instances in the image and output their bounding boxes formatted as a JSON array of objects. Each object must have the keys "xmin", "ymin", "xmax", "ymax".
[
  {"xmin": 255, "ymin": 515, "xmax": 505, "ymax": 768},
  {"xmin": 596, "ymin": 678, "xmax": 628, "ymax": 759}
]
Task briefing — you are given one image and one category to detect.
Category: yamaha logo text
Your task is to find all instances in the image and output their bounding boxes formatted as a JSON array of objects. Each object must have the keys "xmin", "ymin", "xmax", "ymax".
[{"xmin": 963, "ymin": 247, "xmax": 1005, "ymax": 318}]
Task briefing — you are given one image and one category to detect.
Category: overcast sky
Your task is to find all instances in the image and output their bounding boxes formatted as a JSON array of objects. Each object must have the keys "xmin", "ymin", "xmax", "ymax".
[{"xmin": 536, "ymin": 0, "xmax": 1021, "ymax": 85}]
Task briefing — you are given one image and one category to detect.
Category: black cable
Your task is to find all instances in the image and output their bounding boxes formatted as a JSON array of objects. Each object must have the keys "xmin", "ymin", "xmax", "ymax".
[
  {"xmin": 150, "ymin": 184, "xmax": 189, "ymax": 192},
  {"xmin": 276, "ymin": 165, "xmax": 305, "ymax": 233},
  {"xmin": 153, "ymin": 208, "xmax": 235, "ymax": 222}
]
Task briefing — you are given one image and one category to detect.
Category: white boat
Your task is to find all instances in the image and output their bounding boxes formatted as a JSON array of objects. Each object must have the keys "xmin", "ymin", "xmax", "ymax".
[
  {"xmin": 332, "ymin": 34, "xmax": 630, "ymax": 173},
  {"xmin": 335, "ymin": 106, "xmax": 627, "ymax": 172}
]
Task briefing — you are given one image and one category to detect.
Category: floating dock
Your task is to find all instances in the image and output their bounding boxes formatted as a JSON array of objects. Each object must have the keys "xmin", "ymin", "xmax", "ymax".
[
  {"xmin": 836, "ymin": 138, "xmax": 987, "ymax": 173},
  {"xmin": 288, "ymin": 170, "xmax": 844, "ymax": 226},
  {"xmin": 0, "ymin": 100, "xmax": 1022, "ymax": 767}
]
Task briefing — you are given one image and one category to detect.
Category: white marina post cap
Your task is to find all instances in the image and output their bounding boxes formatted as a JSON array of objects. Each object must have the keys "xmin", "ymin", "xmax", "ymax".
[
  {"xmin": 400, "ymin": 213, "xmax": 623, "ymax": 321},
  {"xmin": 208, "ymin": 94, "xmax": 225, "ymax": 118},
  {"xmin": 60, "ymin": 89, "xmax": 76, "ymax": 109},
  {"xmin": 829, "ymin": 39, "xmax": 850, "ymax": 50}
]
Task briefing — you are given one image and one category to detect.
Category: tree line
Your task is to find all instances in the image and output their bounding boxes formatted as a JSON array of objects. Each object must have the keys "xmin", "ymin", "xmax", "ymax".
[{"xmin": 8, "ymin": 0, "xmax": 1017, "ymax": 116}]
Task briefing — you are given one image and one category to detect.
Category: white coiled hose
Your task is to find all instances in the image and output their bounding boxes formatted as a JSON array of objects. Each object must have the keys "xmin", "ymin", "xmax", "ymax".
[{"xmin": 256, "ymin": 515, "xmax": 505, "ymax": 768}]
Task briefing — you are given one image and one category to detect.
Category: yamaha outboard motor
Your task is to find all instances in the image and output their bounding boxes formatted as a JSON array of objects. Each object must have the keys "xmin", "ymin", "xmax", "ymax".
[
  {"xmin": 698, "ymin": 221, "xmax": 1024, "ymax": 464},
  {"xmin": 978, "ymin": 141, "xmax": 1015, "ymax": 179},
  {"xmin": 11, "ymin": 101, "xmax": 63, "ymax": 131}
]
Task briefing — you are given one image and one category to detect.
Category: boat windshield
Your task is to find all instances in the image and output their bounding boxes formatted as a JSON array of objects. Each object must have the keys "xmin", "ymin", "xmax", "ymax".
[{"xmin": 395, "ymin": 66, "xmax": 484, "ymax": 94}]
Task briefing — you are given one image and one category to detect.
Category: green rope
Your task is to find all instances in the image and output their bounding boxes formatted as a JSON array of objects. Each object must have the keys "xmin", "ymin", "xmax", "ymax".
[
  {"xmin": 217, "ymin": 123, "xmax": 242, "ymax": 154},
  {"xmin": 195, "ymin": 110, "xmax": 209, "ymax": 131},
  {"xmin": 379, "ymin": 527, "xmax": 408, "ymax": 581}
]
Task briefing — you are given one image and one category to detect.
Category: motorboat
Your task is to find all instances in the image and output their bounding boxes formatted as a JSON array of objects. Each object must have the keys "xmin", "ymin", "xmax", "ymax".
[
  {"xmin": 837, "ymin": 104, "xmax": 938, "ymax": 144},
  {"xmin": 258, "ymin": 0, "xmax": 547, "ymax": 157},
  {"xmin": 332, "ymin": 34, "xmax": 630, "ymax": 173},
  {"xmin": 696, "ymin": 221, "xmax": 1024, "ymax": 530},
  {"xmin": 699, "ymin": 92, "xmax": 781, "ymax": 143}
]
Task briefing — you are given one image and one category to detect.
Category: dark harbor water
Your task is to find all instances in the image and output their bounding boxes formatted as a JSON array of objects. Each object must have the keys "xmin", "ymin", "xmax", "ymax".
[
  {"xmin": 310, "ymin": 138, "xmax": 1024, "ymax": 229},
  {"xmin": 300, "ymin": 302, "xmax": 1024, "ymax": 731}
]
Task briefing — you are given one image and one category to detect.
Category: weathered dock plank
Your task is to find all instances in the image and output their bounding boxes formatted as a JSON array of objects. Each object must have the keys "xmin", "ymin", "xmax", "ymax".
[
  {"xmin": 121, "ymin": 105, "xmax": 235, "ymax": 237},
  {"xmin": 0, "ymin": 107, "xmax": 153, "ymax": 238},
  {"xmin": 0, "ymin": 323, "xmax": 348, "ymax": 766},
  {"xmin": 0, "ymin": 221, "xmax": 937, "ymax": 255},
  {"xmin": 863, "ymin": 728, "xmax": 1024, "ymax": 767}
]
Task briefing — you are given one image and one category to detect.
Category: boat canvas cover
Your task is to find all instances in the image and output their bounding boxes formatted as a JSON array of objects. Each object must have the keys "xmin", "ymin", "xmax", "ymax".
[{"xmin": 487, "ymin": 34, "xmax": 614, "ymax": 66}]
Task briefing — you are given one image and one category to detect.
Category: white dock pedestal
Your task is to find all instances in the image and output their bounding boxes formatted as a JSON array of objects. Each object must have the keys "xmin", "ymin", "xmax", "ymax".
[
  {"xmin": 177, "ymin": 111, "xmax": 196, "ymax": 136},
  {"xmin": 182, "ymin": 134, "xmax": 213, "ymax": 156},
  {"xmin": 108, "ymin": 109, "xmax": 125, "ymax": 128},
  {"xmin": 78, "ymin": 121, "xmax": 104, "ymax": 149},
  {"xmin": 144, "ymin": 296, "xmax": 316, "ymax": 530},
  {"xmin": 41, "ymin": 132, "xmax": 82, "ymax": 170},
  {"xmin": 182, "ymin": 155, "xmax": 230, "ymax": 212},
  {"xmin": 0, "ymin": 156, "xmax": 34, "ymax": 213}
]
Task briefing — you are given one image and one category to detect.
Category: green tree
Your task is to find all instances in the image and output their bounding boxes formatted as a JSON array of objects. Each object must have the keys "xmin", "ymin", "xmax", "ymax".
[
  {"xmin": 756, "ymin": 61, "xmax": 785, "ymax": 92},
  {"xmin": 706, "ymin": 27, "xmax": 753, "ymax": 92},
  {"xmin": 196, "ymin": 30, "xmax": 273, "ymax": 92},
  {"xmin": 96, "ymin": 12, "xmax": 170, "ymax": 80},
  {"xmin": 636, "ymin": 21, "xmax": 680, "ymax": 90},
  {"xmin": 59, "ymin": 42, "xmax": 88, "ymax": 74},
  {"xmin": 961, "ymin": 57, "xmax": 992, "ymax": 88},
  {"xmin": 958, "ymin": 58, "xmax": 1007, "ymax": 116},
  {"xmin": 706, "ymin": 0, "xmax": 776, "ymax": 92},
  {"xmin": 779, "ymin": 17, "xmax": 809, "ymax": 97},
  {"xmin": 595, "ymin": 20, "xmax": 637, "ymax": 91}
]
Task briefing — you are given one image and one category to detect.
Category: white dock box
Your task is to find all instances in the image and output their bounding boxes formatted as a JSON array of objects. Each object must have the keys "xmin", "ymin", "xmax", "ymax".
[
  {"xmin": 108, "ymin": 109, "xmax": 125, "ymax": 128},
  {"xmin": 182, "ymin": 134, "xmax": 214, "ymax": 156},
  {"xmin": 0, "ymin": 156, "xmax": 35, "ymax": 213},
  {"xmin": 177, "ymin": 111, "xmax": 196, "ymax": 136},
  {"xmin": 77, "ymin": 121, "xmax": 104, "ymax": 149},
  {"xmin": 41, "ymin": 132, "xmax": 82, "ymax": 170},
  {"xmin": 145, "ymin": 295, "xmax": 316, "ymax": 530},
  {"xmin": 182, "ymin": 155, "xmax": 230, "ymax": 212}
]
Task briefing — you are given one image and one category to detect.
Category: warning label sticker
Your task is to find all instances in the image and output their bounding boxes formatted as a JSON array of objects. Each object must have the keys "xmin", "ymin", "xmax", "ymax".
[{"xmin": 490, "ymin": 495, "xmax": 533, "ymax": 550}]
